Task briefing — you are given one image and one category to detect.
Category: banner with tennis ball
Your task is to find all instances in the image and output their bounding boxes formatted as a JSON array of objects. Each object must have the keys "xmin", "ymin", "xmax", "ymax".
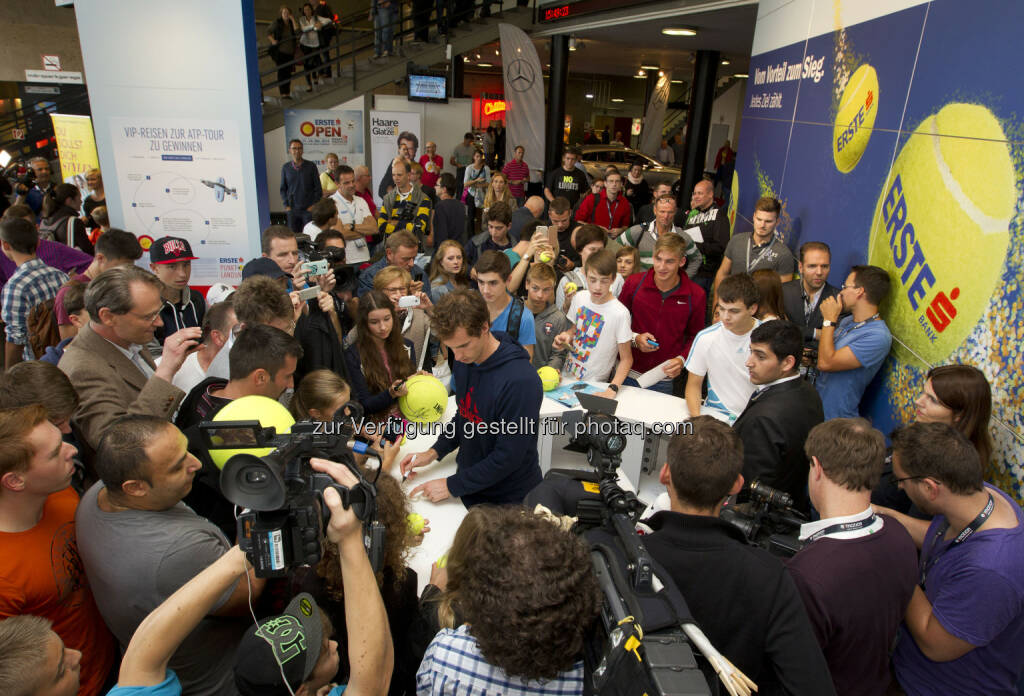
[{"xmin": 735, "ymin": 0, "xmax": 1024, "ymax": 498}]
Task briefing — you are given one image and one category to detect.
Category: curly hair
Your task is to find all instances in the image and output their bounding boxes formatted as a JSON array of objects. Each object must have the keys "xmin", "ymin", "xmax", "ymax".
[
  {"xmin": 316, "ymin": 463, "xmax": 412, "ymax": 594},
  {"xmin": 444, "ymin": 506, "xmax": 601, "ymax": 681}
]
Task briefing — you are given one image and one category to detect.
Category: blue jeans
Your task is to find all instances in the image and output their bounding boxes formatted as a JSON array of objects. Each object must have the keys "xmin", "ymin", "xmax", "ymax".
[
  {"xmin": 624, "ymin": 376, "xmax": 673, "ymax": 395},
  {"xmin": 374, "ymin": 4, "xmax": 395, "ymax": 56}
]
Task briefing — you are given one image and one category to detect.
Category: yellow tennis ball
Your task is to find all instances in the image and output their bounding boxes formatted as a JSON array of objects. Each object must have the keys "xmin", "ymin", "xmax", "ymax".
[
  {"xmin": 209, "ymin": 396, "xmax": 295, "ymax": 470},
  {"xmin": 833, "ymin": 63, "xmax": 879, "ymax": 173},
  {"xmin": 436, "ymin": 553, "xmax": 448, "ymax": 569},
  {"xmin": 407, "ymin": 513, "xmax": 425, "ymax": 535},
  {"xmin": 868, "ymin": 102, "xmax": 1014, "ymax": 365},
  {"xmin": 564, "ymin": 282, "xmax": 578, "ymax": 295},
  {"xmin": 398, "ymin": 374, "xmax": 448, "ymax": 423},
  {"xmin": 539, "ymin": 252, "xmax": 552, "ymax": 263},
  {"xmin": 537, "ymin": 366, "xmax": 560, "ymax": 391}
]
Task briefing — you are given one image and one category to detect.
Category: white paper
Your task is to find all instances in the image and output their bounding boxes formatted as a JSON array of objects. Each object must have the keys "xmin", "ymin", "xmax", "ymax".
[
  {"xmin": 683, "ymin": 226, "xmax": 704, "ymax": 243},
  {"xmin": 636, "ymin": 360, "xmax": 674, "ymax": 388}
]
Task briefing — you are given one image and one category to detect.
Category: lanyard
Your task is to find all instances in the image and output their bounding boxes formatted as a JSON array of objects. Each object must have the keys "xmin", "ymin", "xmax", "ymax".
[
  {"xmin": 745, "ymin": 237, "xmax": 774, "ymax": 272},
  {"xmin": 834, "ymin": 313, "xmax": 880, "ymax": 341},
  {"xmin": 805, "ymin": 514, "xmax": 878, "ymax": 543},
  {"xmin": 920, "ymin": 493, "xmax": 995, "ymax": 587}
]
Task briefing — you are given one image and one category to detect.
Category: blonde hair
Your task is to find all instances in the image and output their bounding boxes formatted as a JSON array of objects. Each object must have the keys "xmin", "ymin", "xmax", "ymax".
[
  {"xmin": 483, "ymin": 172, "xmax": 515, "ymax": 210},
  {"xmin": 289, "ymin": 370, "xmax": 350, "ymax": 420},
  {"xmin": 0, "ymin": 615, "xmax": 53, "ymax": 696},
  {"xmin": 428, "ymin": 240, "xmax": 470, "ymax": 289},
  {"xmin": 373, "ymin": 265, "xmax": 412, "ymax": 291}
]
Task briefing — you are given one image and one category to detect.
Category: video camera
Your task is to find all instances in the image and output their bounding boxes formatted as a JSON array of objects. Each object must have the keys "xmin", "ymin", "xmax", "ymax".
[
  {"xmin": 526, "ymin": 393, "xmax": 712, "ymax": 696},
  {"xmin": 719, "ymin": 480, "xmax": 806, "ymax": 558},
  {"xmin": 198, "ymin": 403, "xmax": 386, "ymax": 578},
  {"xmin": 296, "ymin": 233, "xmax": 346, "ymax": 276}
]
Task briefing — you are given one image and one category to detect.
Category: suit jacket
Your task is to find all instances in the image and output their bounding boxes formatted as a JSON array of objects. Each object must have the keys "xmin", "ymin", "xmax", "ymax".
[
  {"xmin": 58, "ymin": 323, "xmax": 185, "ymax": 449},
  {"xmin": 733, "ymin": 377, "xmax": 824, "ymax": 513},
  {"xmin": 782, "ymin": 279, "xmax": 839, "ymax": 344}
]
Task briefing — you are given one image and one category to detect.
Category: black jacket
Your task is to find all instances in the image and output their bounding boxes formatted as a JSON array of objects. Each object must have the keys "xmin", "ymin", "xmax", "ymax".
[
  {"xmin": 733, "ymin": 377, "xmax": 824, "ymax": 513},
  {"xmin": 293, "ymin": 300, "xmax": 350, "ymax": 386},
  {"xmin": 643, "ymin": 511, "xmax": 836, "ymax": 696},
  {"xmin": 781, "ymin": 279, "xmax": 840, "ymax": 345}
]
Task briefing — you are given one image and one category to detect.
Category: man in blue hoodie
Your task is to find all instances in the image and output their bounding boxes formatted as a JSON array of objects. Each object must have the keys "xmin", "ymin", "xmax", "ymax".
[{"xmin": 400, "ymin": 289, "xmax": 542, "ymax": 506}]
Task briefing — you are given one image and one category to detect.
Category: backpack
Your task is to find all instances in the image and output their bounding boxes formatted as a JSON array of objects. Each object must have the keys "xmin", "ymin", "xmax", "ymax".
[
  {"xmin": 506, "ymin": 297, "xmax": 524, "ymax": 342},
  {"xmin": 27, "ymin": 298, "xmax": 62, "ymax": 360},
  {"xmin": 38, "ymin": 215, "xmax": 74, "ymax": 244}
]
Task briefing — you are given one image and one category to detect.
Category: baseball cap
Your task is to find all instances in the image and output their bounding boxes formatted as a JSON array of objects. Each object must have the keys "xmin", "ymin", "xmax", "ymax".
[
  {"xmin": 234, "ymin": 593, "xmax": 325, "ymax": 696},
  {"xmin": 242, "ymin": 257, "xmax": 288, "ymax": 280},
  {"xmin": 206, "ymin": 283, "xmax": 235, "ymax": 306},
  {"xmin": 149, "ymin": 236, "xmax": 199, "ymax": 264}
]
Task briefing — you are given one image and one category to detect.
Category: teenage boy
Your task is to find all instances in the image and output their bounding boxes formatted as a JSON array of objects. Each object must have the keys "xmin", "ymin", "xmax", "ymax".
[
  {"xmin": 466, "ymin": 202, "xmax": 515, "ymax": 268},
  {"xmin": 148, "ymin": 236, "xmax": 205, "ymax": 350},
  {"xmin": 525, "ymin": 262, "xmax": 570, "ymax": 371},
  {"xmin": 555, "ymin": 224, "xmax": 624, "ymax": 312},
  {"xmin": 620, "ymin": 234, "xmax": 705, "ymax": 395},
  {"xmin": 474, "ymin": 251, "xmax": 534, "ymax": 360},
  {"xmin": 553, "ymin": 249, "xmax": 632, "ymax": 399},
  {"xmin": 544, "ymin": 149, "xmax": 588, "ymax": 208},
  {"xmin": 574, "ymin": 169, "xmax": 632, "ymax": 237},
  {"xmin": 684, "ymin": 273, "xmax": 760, "ymax": 423}
]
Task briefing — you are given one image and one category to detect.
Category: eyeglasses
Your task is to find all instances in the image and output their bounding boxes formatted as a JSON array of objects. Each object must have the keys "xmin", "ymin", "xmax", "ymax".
[
  {"xmin": 129, "ymin": 309, "xmax": 162, "ymax": 323},
  {"xmin": 889, "ymin": 473, "xmax": 927, "ymax": 486},
  {"xmin": 840, "ymin": 283, "xmax": 860, "ymax": 291}
]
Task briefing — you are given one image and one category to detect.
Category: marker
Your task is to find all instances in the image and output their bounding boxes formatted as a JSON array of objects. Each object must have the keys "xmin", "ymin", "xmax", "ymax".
[{"xmin": 402, "ymin": 454, "xmax": 417, "ymax": 483}]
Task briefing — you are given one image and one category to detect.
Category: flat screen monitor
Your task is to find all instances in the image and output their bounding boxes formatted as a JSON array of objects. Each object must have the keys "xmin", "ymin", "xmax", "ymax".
[{"xmin": 408, "ymin": 72, "xmax": 448, "ymax": 103}]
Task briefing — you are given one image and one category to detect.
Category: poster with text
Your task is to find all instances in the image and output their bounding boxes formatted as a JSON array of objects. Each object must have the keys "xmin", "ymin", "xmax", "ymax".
[
  {"xmin": 369, "ymin": 110, "xmax": 421, "ymax": 206},
  {"xmin": 109, "ymin": 117, "xmax": 249, "ymax": 285},
  {"xmin": 50, "ymin": 114, "xmax": 100, "ymax": 195},
  {"xmin": 283, "ymin": 109, "xmax": 364, "ymax": 171},
  {"xmin": 735, "ymin": 0, "xmax": 1024, "ymax": 498}
]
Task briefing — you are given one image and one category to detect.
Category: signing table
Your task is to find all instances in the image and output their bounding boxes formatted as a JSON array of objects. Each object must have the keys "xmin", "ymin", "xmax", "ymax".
[{"xmin": 389, "ymin": 383, "xmax": 689, "ymax": 592}]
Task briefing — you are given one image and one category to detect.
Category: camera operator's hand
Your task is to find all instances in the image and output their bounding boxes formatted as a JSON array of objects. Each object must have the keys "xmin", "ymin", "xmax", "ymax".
[
  {"xmin": 634, "ymin": 332, "xmax": 659, "ymax": 353},
  {"xmin": 400, "ymin": 448, "xmax": 437, "ymax": 479},
  {"xmin": 410, "ymin": 478, "xmax": 450, "ymax": 503},
  {"xmin": 315, "ymin": 268, "xmax": 337, "ymax": 293},
  {"xmin": 310, "ymin": 458, "xmax": 362, "ymax": 544},
  {"xmin": 663, "ymin": 356, "xmax": 684, "ymax": 378},
  {"xmin": 154, "ymin": 327, "xmax": 203, "ymax": 382}
]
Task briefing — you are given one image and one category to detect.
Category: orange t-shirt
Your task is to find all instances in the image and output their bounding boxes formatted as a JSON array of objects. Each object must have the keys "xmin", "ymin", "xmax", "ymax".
[{"xmin": 0, "ymin": 487, "xmax": 117, "ymax": 696}]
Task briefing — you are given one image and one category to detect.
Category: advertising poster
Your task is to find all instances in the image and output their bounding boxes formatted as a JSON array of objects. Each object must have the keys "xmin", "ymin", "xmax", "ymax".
[
  {"xmin": 369, "ymin": 110, "xmax": 422, "ymax": 206},
  {"xmin": 735, "ymin": 0, "xmax": 1024, "ymax": 496},
  {"xmin": 109, "ymin": 117, "xmax": 249, "ymax": 285},
  {"xmin": 50, "ymin": 113, "xmax": 100, "ymax": 189},
  {"xmin": 283, "ymin": 109, "xmax": 364, "ymax": 170}
]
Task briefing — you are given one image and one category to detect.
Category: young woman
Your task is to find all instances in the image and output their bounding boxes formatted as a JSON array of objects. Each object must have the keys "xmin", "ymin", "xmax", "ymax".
[
  {"xmin": 482, "ymin": 171, "xmax": 516, "ymax": 214},
  {"xmin": 751, "ymin": 269, "xmax": 788, "ymax": 321},
  {"xmin": 83, "ymin": 168, "xmax": 105, "ymax": 231},
  {"xmin": 320, "ymin": 152, "xmax": 341, "ymax": 197},
  {"xmin": 623, "ymin": 160, "xmax": 652, "ymax": 215},
  {"xmin": 344, "ymin": 290, "xmax": 415, "ymax": 421},
  {"xmin": 289, "ymin": 368, "xmax": 352, "ymax": 422},
  {"xmin": 298, "ymin": 2, "xmax": 330, "ymax": 90},
  {"xmin": 915, "ymin": 364, "xmax": 993, "ymax": 469},
  {"xmin": 428, "ymin": 240, "xmax": 471, "ymax": 303},
  {"xmin": 462, "ymin": 148, "xmax": 490, "ymax": 234},
  {"xmin": 372, "ymin": 266, "xmax": 434, "ymax": 370},
  {"xmin": 40, "ymin": 183, "xmax": 92, "ymax": 254},
  {"xmin": 267, "ymin": 6, "xmax": 299, "ymax": 99},
  {"xmin": 616, "ymin": 246, "xmax": 640, "ymax": 279}
]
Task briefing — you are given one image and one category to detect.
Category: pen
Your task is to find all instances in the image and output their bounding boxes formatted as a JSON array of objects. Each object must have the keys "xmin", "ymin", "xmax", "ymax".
[{"xmin": 402, "ymin": 454, "xmax": 417, "ymax": 483}]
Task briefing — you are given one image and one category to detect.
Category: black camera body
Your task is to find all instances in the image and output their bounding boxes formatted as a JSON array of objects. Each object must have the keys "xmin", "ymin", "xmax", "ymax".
[
  {"xmin": 526, "ymin": 394, "xmax": 712, "ymax": 696},
  {"xmin": 719, "ymin": 480, "xmax": 806, "ymax": 558},
  {"xmin": 198, "ymin": 410, "xmax": 385, "ymax": 578},
  {"xmin": 297, "ymin": 233, "xmax": 346, "ymax": 268}
]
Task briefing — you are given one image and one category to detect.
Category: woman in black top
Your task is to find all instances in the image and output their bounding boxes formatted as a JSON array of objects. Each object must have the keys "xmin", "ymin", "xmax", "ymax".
[
  {"xmin": 623, "ymin": 160, "xmax": 653, "ymax": 216},
  {"xmin": 267, "ymin": 6, "xmax": 299, "ymax": 98},
  {"xmin": 40, "ymin": 183, "xmax": 93, "ymax": 255}
]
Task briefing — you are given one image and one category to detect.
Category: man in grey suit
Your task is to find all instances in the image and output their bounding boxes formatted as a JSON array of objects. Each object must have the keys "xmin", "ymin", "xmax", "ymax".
[
  {"xmin": 58, "ymin": 265, "xmax": 201, "ymax": 449},
  {"xmin": 781, "ymin": 241, "xmax": 840, "ymax": 348}
]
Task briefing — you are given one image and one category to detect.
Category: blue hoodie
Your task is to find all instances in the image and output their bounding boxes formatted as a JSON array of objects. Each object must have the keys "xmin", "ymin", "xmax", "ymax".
[{"xmin": 432, "ymin": 331, "xmax": 543, "ymax": 507}]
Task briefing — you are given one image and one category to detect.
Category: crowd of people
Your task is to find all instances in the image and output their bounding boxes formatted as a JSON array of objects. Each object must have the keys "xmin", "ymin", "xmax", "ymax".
[{"xmin": 0, "ymin": 131, "xmax": 1021, "ymax": 696}]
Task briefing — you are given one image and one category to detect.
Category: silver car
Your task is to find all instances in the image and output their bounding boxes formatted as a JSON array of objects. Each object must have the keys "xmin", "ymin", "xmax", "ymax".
[{"xmin": 579, "ymin": 145, "xmax": 681, "ymax": 188}]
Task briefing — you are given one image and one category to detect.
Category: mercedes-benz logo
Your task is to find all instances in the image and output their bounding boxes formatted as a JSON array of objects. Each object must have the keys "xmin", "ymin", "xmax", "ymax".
[{"xmin": 506, "ymin": 58, "xmax": 536, "ymax": 92}]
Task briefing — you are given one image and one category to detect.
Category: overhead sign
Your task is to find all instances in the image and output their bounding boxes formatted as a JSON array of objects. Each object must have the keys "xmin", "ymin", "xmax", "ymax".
[
  {"xmin": 42, "ymin": 54, "xmax": 61, "ymax": 71},
  {"xmin": 25, "ymin": 70, "xmax": 83, "ymax": 84},
  {"xmin": 482, "ymin": 99, "xmax": 506, "ymax": 116}
]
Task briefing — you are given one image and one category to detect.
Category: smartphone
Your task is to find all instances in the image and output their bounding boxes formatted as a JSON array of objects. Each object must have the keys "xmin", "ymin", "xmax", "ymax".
[
  {"xmin": 398, "ymin": 295, "xmax": 421, "ymax": 309},
  {"xmin": 302, "ymin": 259, "xmax": 329, "ymax": 277},
  {"xmin": 297, "ymin": 285, "xmax": 320, "ymax": 301}
]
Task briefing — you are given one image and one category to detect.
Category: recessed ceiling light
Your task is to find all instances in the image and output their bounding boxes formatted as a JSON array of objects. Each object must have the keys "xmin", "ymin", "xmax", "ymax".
[
  {"xmin": 611, "ymin": 98, "xmax": 624, "ymax": 103},
  {"xmin": 463, "ymin": 56, "xmax": 470, "ymax": 62},
  {"xmin": 721, "ymin": 60, "xmax": 730, "ymax": 66},
  {"xmin": 662, "ymin": 27, "xmax": 697, "ymax": 36},
  {"xmin": 476, "ymin": 53, "xmax": 481, "ymax": 59},
  {"xmin": 640, "ymin": 64, "xmax": 659, "ymax": 70},
  {"xmin": 671, "ymin": 80, "xmax": 683, "ymax": 84},
  {"xmin": 569, "ymin": 45, "xmax": 576, "ymax": 51},
  {"xmin": 658, "ymin": 70, "xmax": 665, "ymax": 77},
  {"xmin": 734, "ymin": 73, "xmax": 749, "ymax": 78},
  {"xmin": 477, "ymin": 63, "xmax": 493, "ymax": 67},
  {"xmin": 495, "ymin": 49, "xmax": 500, "ymax": 56},
  {"xmin": 634, "ymin": 73, "xmax": 646, "ymax": 79},
  {"xmin": 585, "ymin": 93, "xmax": 594, "ymax": 99}
]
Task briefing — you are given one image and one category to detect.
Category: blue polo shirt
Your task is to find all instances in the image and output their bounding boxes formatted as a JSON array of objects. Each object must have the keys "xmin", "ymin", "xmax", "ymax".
[{"xmin": 815, "ymin": 316, "xmax": 891, "ymax": 419}]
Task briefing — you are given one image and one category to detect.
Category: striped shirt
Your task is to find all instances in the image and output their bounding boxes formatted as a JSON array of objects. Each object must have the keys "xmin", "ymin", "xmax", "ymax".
[
  {"xmin": 1, "ymin": 258, "xmax": 69, "ymax": 359},
  {"xmin": 502, "ymin": 160, "xmax": 531, "ymax": 199},
  {"xmin": 417, "ymin": 625, "xmax": 585, "ymax": 696}
]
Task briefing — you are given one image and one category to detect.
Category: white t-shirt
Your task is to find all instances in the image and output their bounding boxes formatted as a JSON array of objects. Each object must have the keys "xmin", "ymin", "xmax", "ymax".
[
  {"xmin": 302, "ymin": 220, "xmax": 324, "ymax": 238},
  {"xmin": 562, "ymin": 291, "xmax": 633, "ymax": 382},
  {"xmin": 555, "ymin": 270, "xmax": 625, "ymax": 311},
  {"xmin": 684, "ymin": 320, "xmax": 761, "ymax": 421},
  {"xmin": 170, "ymin": 351, "xmax": 208, "ymax": 394},
  {"xmin": 330, "ymin": 191, "xmax": 372, "ymax": 228}
]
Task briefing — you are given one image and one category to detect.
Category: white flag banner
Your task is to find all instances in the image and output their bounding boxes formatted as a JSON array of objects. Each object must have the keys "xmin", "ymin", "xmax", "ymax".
[
  {"xmin": 499, "ymin": 23, "xmax": 545, "ymax": 181},
  {"xmin": 639, "ymin": 71, "xmax": 672, "ymax": 157}
]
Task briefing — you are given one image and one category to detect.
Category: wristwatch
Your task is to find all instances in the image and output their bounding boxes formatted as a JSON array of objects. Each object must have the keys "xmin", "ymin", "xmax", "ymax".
[
  {"xmin": 822, "ymin": 320, "xmax": 835, "ymax": 328},
  {"xmin": 608, "ymin": 384, "xmax": 619, "ymax": 394}
]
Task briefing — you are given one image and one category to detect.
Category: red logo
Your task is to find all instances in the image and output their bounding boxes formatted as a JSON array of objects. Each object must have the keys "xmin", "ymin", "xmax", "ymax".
[
  {"xmin": 457, "ymin": 387, "xmax": 482, "ymax": 424},
  {"xmin": 162, "ymin": 239, "xmax": 188, "ymax": 256}
]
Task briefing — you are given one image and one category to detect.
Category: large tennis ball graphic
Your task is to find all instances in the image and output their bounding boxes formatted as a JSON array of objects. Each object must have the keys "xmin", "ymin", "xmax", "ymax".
[
  {"xmin": 833, "ymin": 64, "xmax": 879, "ymax": 173},
  {"xmin": 868, "ymin": 103, "xmax": 1014, "ymax": 365}
]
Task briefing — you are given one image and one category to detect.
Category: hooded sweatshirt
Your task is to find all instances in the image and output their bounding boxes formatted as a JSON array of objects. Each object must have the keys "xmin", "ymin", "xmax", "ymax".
[{"xmin": 432, "ymin": 331, "xmax": 543, "ymax": 507}]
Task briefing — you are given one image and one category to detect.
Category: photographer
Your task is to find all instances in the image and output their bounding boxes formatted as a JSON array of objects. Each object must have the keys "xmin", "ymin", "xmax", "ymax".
[
  {"xmin": 75, "ymin": 415, "xmax": 265, "ymax": 696},
  {"xmin": 644, "ymin": 416, "xmax": 835, "ymax": 695},
  {"xmin": 377, "ymin": 158, "xmax": 431, "ymax": 250},
  {"xmin": 357, "ymin": 230, "xmax": 432, "ymax": 299},
  {"xmin": 786, "ymin": 418, "xmax": 917, "ymax": 696},
  {"xmin": 13, "ymin": 157, "xmax": 53, "ymax": 218},
  {"xmin": 106, "ymin": 458, "xmax": 392, "ymax": 696}
]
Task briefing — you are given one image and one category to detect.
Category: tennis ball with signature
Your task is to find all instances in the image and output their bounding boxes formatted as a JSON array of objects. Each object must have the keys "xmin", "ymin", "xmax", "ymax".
[{"xmin": 407, "ymin": 513, "xmax": 426, "ymax": 535}]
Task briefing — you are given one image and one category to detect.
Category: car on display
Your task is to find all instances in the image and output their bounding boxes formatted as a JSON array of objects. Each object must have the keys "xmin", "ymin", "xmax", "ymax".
[{"xmin": 579, "ymin": 145, "xmax": 681, "ymax": 189}]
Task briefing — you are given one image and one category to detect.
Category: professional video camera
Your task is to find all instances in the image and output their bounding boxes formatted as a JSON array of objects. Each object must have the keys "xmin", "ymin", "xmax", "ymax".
[
  {"xmin": 198, "ymin": 403, "xmax": 386, "ymax": 578},
  {"xmin": 296, "ymin": 233, "xmax": 346, "ymax": 277},
  {"xmin": 719, "ymin": 481, "xmax": 806, "ymax": 558},
  {"xmin": 526, "ymin": 392, "xmax": 714, "ymax": 696}
]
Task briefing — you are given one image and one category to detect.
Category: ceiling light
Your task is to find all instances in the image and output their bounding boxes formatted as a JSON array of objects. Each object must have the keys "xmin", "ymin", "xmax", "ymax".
[
  {"xmin": 634, "ymin": 74, "xmax": 646, "ymax": 79},
  {"xmin": 463, "ymin": 56, "xmax": 470, "ymax": 62},
  {"xmin": 721, "ymin": 60, "xmax": 730, "ymax": 66},
  {"xmin": 640, "ymin": 64, "xmax": 659, "ymax": 70},
  {"xmin": 611, "ymin": 98, "xmax": 624, "ymax": 103},
  {"xmin": 0, "ymin": 150, "xmax": 10, "ymax": 168},
  {"xmin": 477, "ymin": 62, "xmax": 493, "ymax": 67},
  {"xmin": 734, "ymin": 73, "xmax": 749, "ymax": 78},
  {"xmin": 585, "ymin": 93, "xmax": 594, "ymax": 99},
  {"xmin": 476, "ymin": 53, "xmax": 481, "ymax": 59},
  {"xmin": 671, "ymin": 80, "xmax": 683, "ymax": 84},
  {"xmin": 662, "ymin": 27, "xmax": 697, "ymax": 36},
  {"xmin": 569, "ymin": 45, "xmax": 576, "ymax": 51},
  {"xmin": 495, "ymin": 49, "xmax": 500, "ymax": 56},
  {"xmin": 658, "ymin": 71, "xmax": 665, "ymax": 77}
]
